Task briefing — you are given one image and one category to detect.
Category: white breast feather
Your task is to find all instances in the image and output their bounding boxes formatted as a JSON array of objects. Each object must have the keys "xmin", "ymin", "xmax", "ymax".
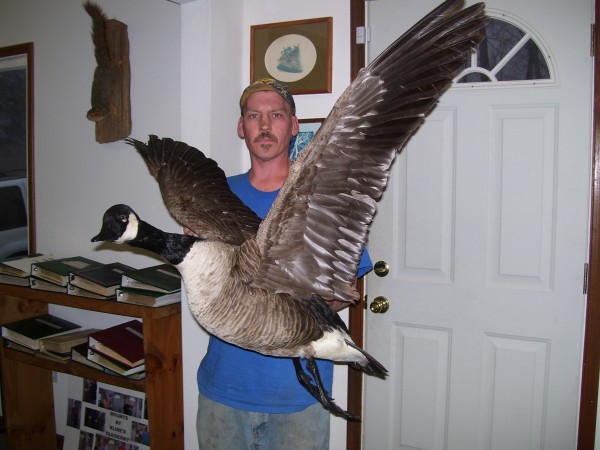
[
  {"xmin": 178, "ymin": 241, "xmax": 233, "ymax": 320},
  {"xmin": 311, "ymin": 330, "xmax": 367, "ymax": 363}
]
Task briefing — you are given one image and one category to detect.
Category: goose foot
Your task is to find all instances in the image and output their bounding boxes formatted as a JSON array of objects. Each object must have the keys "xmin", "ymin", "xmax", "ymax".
[{"xmin": 292, "ymin": 357, "xmax": 361, "ymax": 421}]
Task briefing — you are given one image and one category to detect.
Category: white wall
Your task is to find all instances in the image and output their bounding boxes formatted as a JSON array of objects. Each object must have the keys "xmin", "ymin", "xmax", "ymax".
[
  {"xmin": 0, "ymin": 0, "xmax": 182, "ymax": 439},
  {"xmin": 180, "ymin": 1, "xmax": 245, "ymax": 448}
]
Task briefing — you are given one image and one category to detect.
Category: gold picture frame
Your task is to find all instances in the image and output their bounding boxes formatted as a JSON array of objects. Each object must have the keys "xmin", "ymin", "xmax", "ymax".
[{"xmin": 250, "ymin": 17, "xmax": 332, "ymax": 95}]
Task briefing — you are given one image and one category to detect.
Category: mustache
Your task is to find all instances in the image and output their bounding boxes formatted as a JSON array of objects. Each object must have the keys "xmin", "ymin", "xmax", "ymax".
[{"xmin": 254, "ymin": 131, "xmax": 278, "ymax": 143}]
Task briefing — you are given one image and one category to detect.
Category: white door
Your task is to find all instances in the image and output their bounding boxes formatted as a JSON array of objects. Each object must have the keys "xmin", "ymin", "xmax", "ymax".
[{"xmin": 363, "ymin": 1, "xmax": 593, "ymax": 449}]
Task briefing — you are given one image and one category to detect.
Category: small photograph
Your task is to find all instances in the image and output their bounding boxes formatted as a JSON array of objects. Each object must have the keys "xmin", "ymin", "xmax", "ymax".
[
  {"xmin": 98, "ymin": 388, "xmax": 144, "ymax": 418},
  {"xmin": 125, "ymin": 395, "xmax": 144, "ymax": 419},
  {"xmin": 67, "ymin": 398, "xmax": 82, "ymax": 429},
  {"xmin": 77, "ymin": 431, "xmax": 94, "ymax": 450},
  {"xmin": 98, "ymin": 388, "xmax": 121, "ymax": 413},
  {"xmin": 131, "ymin": 421, "xmax": 150, "ymax": 446},
  {"xmin": 289, "ymin": 118, "xmax": 323, "ymax": 161},
  {"xmin": 93, "ymin": 435, "xmax": 136, "ymax": 450},
  {"xmin": 83, "ymin": 406, "xmax": 106, "ymax": 432},
  {"xmin": 83, "ymin": 379, "xmax": 97, "ymax": 403}
]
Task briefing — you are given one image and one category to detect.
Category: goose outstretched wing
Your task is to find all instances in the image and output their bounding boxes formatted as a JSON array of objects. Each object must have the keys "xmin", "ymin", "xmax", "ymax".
[
  {"xmin": 249, "ymin": 0, "xmax": 488, "ymax": 303},
  {"xmin": 127, "ymin": 136, "xmax": 261, "ymax": 245}
]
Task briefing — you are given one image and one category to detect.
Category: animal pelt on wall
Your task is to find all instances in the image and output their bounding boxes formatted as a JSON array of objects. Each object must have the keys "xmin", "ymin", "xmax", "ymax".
[{"xmin": 83, "ymin": 1, "xmax": 116, "ymax": 122}]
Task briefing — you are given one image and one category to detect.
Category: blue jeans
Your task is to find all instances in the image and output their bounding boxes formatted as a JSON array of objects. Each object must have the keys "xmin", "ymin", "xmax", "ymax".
[{"xmin": 196, "ymin": 392, "xmax": 330, "ymax": 449}]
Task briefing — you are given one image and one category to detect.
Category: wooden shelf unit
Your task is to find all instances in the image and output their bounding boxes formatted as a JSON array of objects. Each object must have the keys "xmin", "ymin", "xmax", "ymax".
[{"xmin": 0, "ymin": 284, "xmax": 183, "ymax": 449}]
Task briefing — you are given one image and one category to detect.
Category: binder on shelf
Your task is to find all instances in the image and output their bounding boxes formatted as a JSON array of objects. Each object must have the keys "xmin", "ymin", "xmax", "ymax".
[
  {"xmin": 87, "ymin": 319, "xmax": 144, "ymax": 368},
  {"xmin": 86, "ymin": 348, "xmax": 146, "ymax": 377},
  {"xmin": 37, "ymin": 348, "xmax": 71, "ymax": 363},
  {"xmin": 103, "ymin": 367, "xmax": 146, "ymax": 380},
  {"xmin": 116, "ymin": 286, "xmax": 181, "ymax": 307},
  {"xmin": 71, "ymin": 342, "xmax": 105, "ymax": 370},
  {"xmin": 2, "ymin": 314, "xmax": 81, "ymax": 350},
  {"xmin": 3, "ymin": 337, "xmax": 37, "ymax": 355},
  {"xmin": 72, "ymin": 343, "xmax": 146, "ymax": 379},
  {"xmin": 0, "ymin": 253, "xmax": 56, "ymax": 278},
  {"xmin": 67, "ymin": 283, "xmax": 115, "ymax": 300},
  {"xmin": 40, "ymin": 328, "xmax": 100, "ymax": 355},
  {"xmin": 30, "ymin": 276, "xmax": 67, "ymax": 293},
  {"xmin": 121, "ymin": 264, "xmax": 181, "ymax": 293},
  {"xmin": 0, "ymin": 273, "xmax": 31, "ymax": 286},
  {"xmin": 31, "ymin": 256, "xmax": 103, "ymax": 287},
  {"xmin": 69, "ymin": 262, "xmax": 135, "ymax": 297}
]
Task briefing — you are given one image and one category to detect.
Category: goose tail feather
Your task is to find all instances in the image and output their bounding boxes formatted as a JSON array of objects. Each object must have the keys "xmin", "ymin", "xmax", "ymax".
[{"xmin": 345, "ymin": 339, "xmax": 388, "ymax": 379}]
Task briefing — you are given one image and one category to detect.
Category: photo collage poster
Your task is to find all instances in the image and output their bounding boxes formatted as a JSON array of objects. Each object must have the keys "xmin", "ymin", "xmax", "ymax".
[{"xmin": 63, "ymin": 377, "xmax": 150, "ymax": 450}]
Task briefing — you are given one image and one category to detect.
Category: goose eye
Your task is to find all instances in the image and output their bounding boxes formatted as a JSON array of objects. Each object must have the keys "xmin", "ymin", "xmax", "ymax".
[{"xmin": 119, "ymin": 215, "xmax": 127, "ymax": 222}]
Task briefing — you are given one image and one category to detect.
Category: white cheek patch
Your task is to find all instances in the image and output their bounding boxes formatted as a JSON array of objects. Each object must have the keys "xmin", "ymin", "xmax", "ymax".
[{"xmin": 116, "ymin": 213, "xmax": 139, "ymax": 243}]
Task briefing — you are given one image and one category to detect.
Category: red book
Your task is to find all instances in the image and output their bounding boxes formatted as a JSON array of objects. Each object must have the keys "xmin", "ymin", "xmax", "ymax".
[{"xmin": 87, "ymin": 320, "xmax": 144, "ymax": 368}]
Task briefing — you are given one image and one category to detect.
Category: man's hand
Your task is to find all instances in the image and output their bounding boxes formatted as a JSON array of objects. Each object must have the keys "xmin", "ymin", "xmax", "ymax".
[
  {"xmin": 325, "ymin": 280, "xmax": 359, "ymax": 312},
  {"xmin": 183, "ymin": 227, "xmax": 198, "ymax": 237},
  {"xmin": 326, "ymin": 299, "xmax": 350, "ymax": 312}
]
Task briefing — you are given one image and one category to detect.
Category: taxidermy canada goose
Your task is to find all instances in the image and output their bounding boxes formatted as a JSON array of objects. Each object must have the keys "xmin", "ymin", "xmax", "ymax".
[{"xmin": 92, "ymin": 0, "xmax": 488, "ymax": 420}]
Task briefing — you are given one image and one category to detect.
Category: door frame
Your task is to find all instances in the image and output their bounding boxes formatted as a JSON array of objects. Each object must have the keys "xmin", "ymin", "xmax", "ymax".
[
  {"xmin": 346, "ymin": 1, "xmax": 600, "ymax": 449},
  {"xmin": 346, "ymin": 3, "xmax": 365, "ymax": 450},
  {"xmin": 577, "ymin": 1, "xmax": 600, "ymax": 448}
]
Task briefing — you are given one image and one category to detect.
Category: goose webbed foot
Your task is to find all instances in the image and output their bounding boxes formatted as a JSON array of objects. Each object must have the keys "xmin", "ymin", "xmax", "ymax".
[{"xmin": 292, "ymin": 357, "xmax": 361, "ymax": 421}]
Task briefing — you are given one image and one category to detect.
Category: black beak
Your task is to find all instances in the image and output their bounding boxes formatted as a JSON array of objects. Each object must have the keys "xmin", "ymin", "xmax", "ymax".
[
  {"xmin": 91, "ymin": 224, "xmax": 115, "ymax": 243},
  {"xmin": 91, "ymin": 218, "xmax": 122, "ymax": 242},
  {"xmin": 91, "ymin": 232, "xmax": 105, "ymax": 243},
  {"xmin": 91, "ymin": 204, "xmax": 132, "ymax": 242}
]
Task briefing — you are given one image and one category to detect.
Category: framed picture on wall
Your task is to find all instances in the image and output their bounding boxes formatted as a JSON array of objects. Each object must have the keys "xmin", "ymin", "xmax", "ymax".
[
  {"xmin": 250, "ymin": 18, "xmax": 332, "ymax": 95},
  {"xmin": 289, "ymin": 118, "xmax": 324, "ymax": 161}
]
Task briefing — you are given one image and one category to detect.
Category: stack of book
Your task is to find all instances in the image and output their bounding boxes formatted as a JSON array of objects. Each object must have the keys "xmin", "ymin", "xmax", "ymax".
[
  {"xmin": 0, "ymin": 254, "xmax": 182, "ymax": 308},
  {"xmin": 67, "ymin": 261, "xmax": 135, "ymax": 299},
  {"xmin": 38, "ymin": 328, "xmax": 101, "ymax": 362},
  {"xmin": 1, "ymin": 313, "xmax": 147, "ymax": 380},
  {"xmin": 0, "ymin": 254, "xmax": 57, "ymax": 286},
  {"xmin": 116, "ymin": 264, "xmax": 182, "ymax": 307},
  {"xmin": 2, "ymin": 313, "xmax": 82, "ymax": 355},
  {"xmin": 86, "ymin": 320, "xmax": 145, "ymax": 377},
  {"xmin": 30, "ymin": 256, "xmax": 104, "ymax": 293}
]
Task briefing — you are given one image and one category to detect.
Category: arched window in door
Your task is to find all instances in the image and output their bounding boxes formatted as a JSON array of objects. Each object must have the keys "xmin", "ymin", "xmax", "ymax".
[{"xmin": 456, "ymin": 13, "xmax": 555, "ymax": 86}]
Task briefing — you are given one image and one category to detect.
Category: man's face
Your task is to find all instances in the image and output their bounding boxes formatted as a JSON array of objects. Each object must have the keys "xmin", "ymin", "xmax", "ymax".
[{"xmin": 237, "ymin": 91, "xmax": 299, "ymax": 163}]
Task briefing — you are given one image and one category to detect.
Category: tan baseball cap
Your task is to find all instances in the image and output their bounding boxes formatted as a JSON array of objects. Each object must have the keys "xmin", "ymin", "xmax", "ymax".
[{"xmin": 239, "ymin": 78, "xmax": 296, "ymax": 115}]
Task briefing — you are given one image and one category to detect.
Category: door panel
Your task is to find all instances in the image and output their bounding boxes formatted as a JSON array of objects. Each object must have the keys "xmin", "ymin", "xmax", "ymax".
[{"xmin": 364, "ymin": 1, "xmax": 592, "ymax": 449}]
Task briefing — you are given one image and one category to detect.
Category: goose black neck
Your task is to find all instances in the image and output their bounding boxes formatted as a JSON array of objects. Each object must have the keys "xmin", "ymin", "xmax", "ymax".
[{"xmin": 128, "ymin": 220, "xmax": 198, "ymax": 265}]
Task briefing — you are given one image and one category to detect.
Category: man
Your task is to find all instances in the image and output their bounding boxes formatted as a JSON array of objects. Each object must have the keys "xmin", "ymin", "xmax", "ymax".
[{"xmin": 196, "ymin": 78, "xmax": 372, "ymax": 449}]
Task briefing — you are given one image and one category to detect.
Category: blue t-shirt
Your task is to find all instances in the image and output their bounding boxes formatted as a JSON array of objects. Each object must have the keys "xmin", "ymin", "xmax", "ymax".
[{"xmin": 197, "ymin": 172, "xmax": 373, "ymax": 413}]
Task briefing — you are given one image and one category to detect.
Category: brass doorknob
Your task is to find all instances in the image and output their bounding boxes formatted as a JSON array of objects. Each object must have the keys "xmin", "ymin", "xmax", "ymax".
[
  {"xmin": 369, "ymin": 296, "xmax": 389, "ymax": 313},
  {"xmin": 374, "ymin": 260, "xmax": 390, "ymax": 277}
]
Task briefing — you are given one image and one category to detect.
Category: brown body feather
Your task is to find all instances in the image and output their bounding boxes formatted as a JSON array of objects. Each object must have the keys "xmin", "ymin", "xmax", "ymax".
[{"xmin": 127, "ymin": 136, "xmax": 262, "ymax": 245}]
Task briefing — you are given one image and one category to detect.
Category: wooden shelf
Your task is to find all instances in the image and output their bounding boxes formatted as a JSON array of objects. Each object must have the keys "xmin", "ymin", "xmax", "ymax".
[
  {"xmin": 0, "ymin": 284, "xmax": 183, "ymax": 449},
  {"xmin": 3, "ymin": 348, "xmax": 145, "ymax": 392},
  {"xmin": 0, "ymin": 283, "xmax": 181, "ymax": 319}
]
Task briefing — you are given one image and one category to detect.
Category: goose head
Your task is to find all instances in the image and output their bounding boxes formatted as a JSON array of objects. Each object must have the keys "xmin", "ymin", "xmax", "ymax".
[
  {"xmin": 92, "ymin": 203, "xmax": 200, "ymax": 265},
  {"xmin": 92, "ymin": 204, "xmax": 140, "ymax": 244}
]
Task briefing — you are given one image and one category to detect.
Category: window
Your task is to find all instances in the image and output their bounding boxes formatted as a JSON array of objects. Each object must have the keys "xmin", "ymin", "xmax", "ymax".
[
  {"xmin": 0, "ymin": 185, "xmax": 26, "ymax": 231},
  {"xmin": 456, "ymin": 15, "xmax": 554, "ymax": 86}
]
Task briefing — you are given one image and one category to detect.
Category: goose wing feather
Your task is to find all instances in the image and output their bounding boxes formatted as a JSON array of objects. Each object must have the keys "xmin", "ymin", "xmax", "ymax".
[
  {"xmin": 249, "ymin": 0, "xmax": 488, "ymax": 303},
  {"xmin": 126, "ymin": 135, "xmax": 261, "ymax": 245}
]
